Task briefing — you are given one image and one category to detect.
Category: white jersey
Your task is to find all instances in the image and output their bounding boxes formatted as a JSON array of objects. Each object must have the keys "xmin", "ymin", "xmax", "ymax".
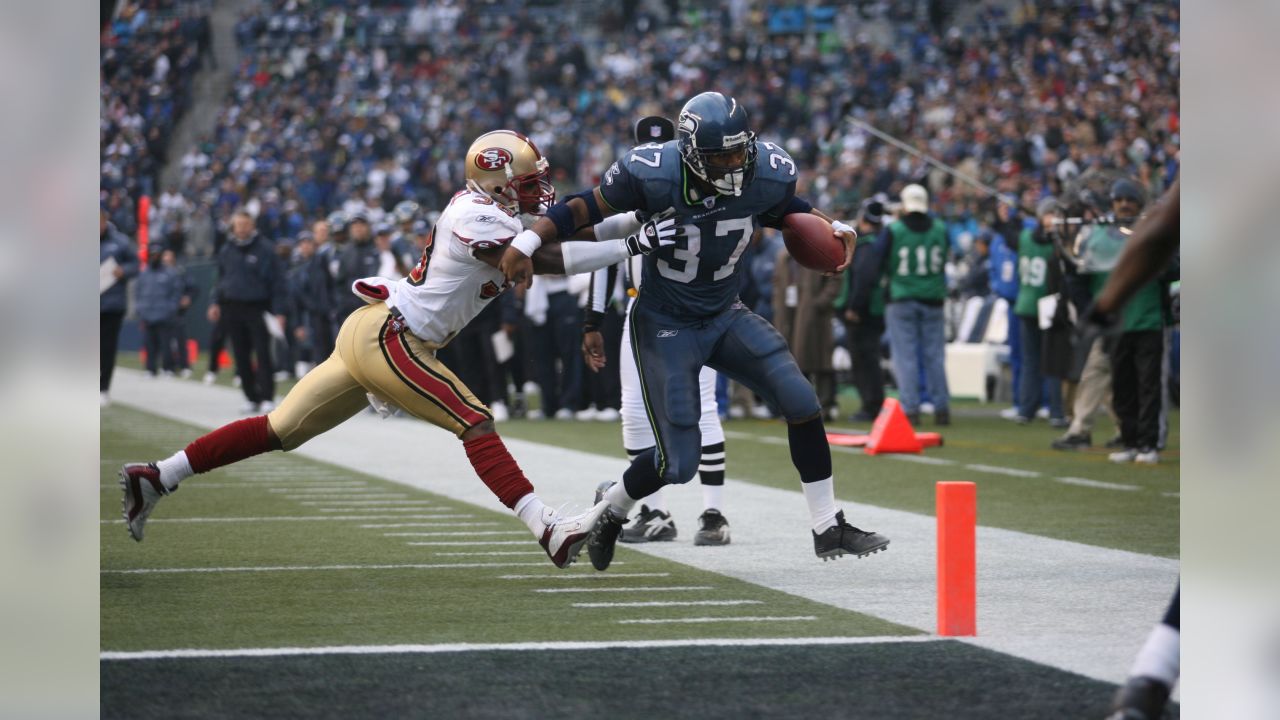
[{"xmin": 384, "ymin": 190, "xmax": 518, "ymax": 346}]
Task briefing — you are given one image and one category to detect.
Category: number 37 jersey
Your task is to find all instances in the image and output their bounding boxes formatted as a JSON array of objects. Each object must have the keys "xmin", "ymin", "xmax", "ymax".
[{"xmin": 599, "ymin": 140, "xmax": 799, "ymax": 317}]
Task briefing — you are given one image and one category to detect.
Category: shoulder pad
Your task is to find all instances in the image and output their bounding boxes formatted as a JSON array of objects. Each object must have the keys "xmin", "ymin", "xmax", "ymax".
[
  {"xmin": 447, "ymin": 192, "xmax": 521, "ymax": 250},
  {"xmin": 753, "ymin": 140, "xmax": 799, "ymax": 183}
]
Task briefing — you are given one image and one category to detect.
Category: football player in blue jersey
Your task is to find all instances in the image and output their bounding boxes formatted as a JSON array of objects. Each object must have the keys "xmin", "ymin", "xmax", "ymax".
[{"xmin": 500, "ymin": 92, "xmax": 891, "ymax": 569}]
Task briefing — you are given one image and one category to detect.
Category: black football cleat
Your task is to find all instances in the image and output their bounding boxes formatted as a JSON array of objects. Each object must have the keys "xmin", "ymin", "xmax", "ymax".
[
  {"xmin": 693, "ymin": 509, "xmax": 731, "ymax": 546},
  {"xmin": 1105, "ymin": 676, "xmax": 1172, "ymax": 720},
  {"xmin": 587, "ymin": 481, "xmax": 627, "ymax": 571},
  {"xmin": 620, "ymin": 504, "xmax": 677, "ymax": 544},
  {"xmin": 1051, "ymin": 432, "xmax": 1092, "ymax": 450},
  {"xmin": 813, "ymin": 511, "xmax": 889, "ymax": 560}
]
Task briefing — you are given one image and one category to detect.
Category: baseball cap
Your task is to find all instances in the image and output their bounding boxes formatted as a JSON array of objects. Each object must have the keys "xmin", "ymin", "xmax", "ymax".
[
  {"xmin": 860, "ymin": 199, "xmax": 885, "ymax": 226},
  {"xmin": 901, "ymin": 184, "xmax": 929, "ymax": 213},
  {"xmin": 1035, "ymin": 196, "xmax": 1059, "ymax": 219},
  {"xmin": 1109, "ymin": 179, "xmax": 1145, "ymax": 204}
]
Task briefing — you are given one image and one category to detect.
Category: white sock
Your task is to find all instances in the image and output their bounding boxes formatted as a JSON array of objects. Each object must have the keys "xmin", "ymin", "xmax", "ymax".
[
  {"xmin": 801, "ymin": 477, "xmax": 838, "ymax": 533},
  {"xmin": 513, "ymin": 493, "xmax": 550, "ymax": 538},
  {"xmin": 156, "ymin": 450, "xmax": 193, "ymax": 491},
  {"xmin": 701, "ymin": 483, "xmax": 723, "ymax": 513},
  {"xmin": 1129, "ymin": 623, "xmax": 1180, "ymax": 686},
  {"xmin": 604, "ymin": 482, "xmax": 637, "ymax": 517},
  {"xmin": 645, "ymin": 487, "xmax": 667, "ymax": 513}
]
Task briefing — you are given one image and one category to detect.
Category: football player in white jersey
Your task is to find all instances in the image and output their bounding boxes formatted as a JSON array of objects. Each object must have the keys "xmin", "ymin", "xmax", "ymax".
[
  {"xmin": 581, "ymin": 116, "xmax": 730, "ymax": 546},
  {"xmin": 119, "ymin": 130, "xmax": 683, "ymax": 570}
]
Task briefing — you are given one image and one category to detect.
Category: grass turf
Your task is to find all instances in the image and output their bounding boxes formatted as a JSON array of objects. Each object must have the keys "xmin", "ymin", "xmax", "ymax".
[{"xmin": 101, "ymin": 641, "xmax": 1175, "ymax": 719}]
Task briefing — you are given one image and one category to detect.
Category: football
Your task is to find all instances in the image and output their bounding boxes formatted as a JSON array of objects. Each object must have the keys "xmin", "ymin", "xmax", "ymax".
[{"xmin": 782, "ymin": 213, "xmax": 847, "ymax": 273}]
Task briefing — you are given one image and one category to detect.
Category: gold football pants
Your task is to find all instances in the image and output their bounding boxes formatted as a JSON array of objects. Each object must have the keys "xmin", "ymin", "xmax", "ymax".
[{"xmin": 267, "ymin": 304, "xmax": 491, "ymax": 450}]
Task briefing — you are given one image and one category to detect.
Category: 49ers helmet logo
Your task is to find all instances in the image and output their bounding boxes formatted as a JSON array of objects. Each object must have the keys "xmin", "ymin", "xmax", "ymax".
[{"xmin": 475, "ymin": 148, "xmax": 514, "ymax": 171}]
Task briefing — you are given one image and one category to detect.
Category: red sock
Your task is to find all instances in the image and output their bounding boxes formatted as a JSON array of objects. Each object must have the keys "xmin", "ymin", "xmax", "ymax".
[
  {"xmin": 185, "ymin": 416, "xmax": 278, "ymax": 474},
  {"xmin": 463, "ymin": 432, "xmax": 533, "ymax": 509}
]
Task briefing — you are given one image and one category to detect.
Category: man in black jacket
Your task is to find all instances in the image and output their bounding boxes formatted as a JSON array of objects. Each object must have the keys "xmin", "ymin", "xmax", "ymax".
[
  {"xmin": 100, "ymin": 208, "xmax": 139, "ymax": 406},
  {"xmin": 207, "ymin": 209, "xmax": 287, "ymax": 413},
  {"xmin": 333, "ymin": 210, "xmax": 382, "ymax": 320},
  {"xmin": 289, "ymin": 232, "xmax": 335, "ymax": 367},
  {"xmin": 838, "ymin": 199, "xmax": 887, "ymax": 421}
]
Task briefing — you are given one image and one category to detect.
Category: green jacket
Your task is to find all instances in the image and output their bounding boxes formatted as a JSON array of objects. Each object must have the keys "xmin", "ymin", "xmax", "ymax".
[
  {"xmin": 1014, "ymin": 228, "xmax": 1055, "ymax": 317},
  {"xmin": 885, "ymin": 217, "xmax": 948, "ymax": 302}
]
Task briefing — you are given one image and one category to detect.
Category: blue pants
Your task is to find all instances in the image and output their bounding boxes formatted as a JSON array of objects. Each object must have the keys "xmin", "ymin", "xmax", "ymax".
[
  {"xmin": 629, "ymin": 300, "xmax": 820, "ymax": 484},
  {"xmin": 1016, "ymin": 316, "xmax": 1063, "ymax": 420},
  {"xmin": 885, "ymin": 300, "xmax": 950, "ymax": 414}
]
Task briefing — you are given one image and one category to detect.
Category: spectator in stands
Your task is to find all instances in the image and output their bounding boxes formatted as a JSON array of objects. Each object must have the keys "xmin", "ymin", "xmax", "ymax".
[
  {"xmin": 135, "ymin": 247, "xmax": 185, "ymax": 378},
  {"xmin": 100, "ymin": 207, "xmax": 139, "ymax": 406},
  {"xmin": 1011, "ymin": 198, "xmax": 1066, "ymax": 426},
  {"xmin": 858, "ymin": 184, "xmax": 951, "ymax": 426},
  {"xmin": 837, "ymin": 199, "xmax": 887, "ymax": 421},
  {"xmin": 208, "ymin": 209, "xmax": 287, "ymax": 413},
  {"xmin": 333, "ymin": 211, "xmax": 382, "ymax": 320}
]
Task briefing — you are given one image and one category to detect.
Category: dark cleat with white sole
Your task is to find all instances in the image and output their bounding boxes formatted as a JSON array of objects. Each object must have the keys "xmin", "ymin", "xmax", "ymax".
[{"xmin": 813, "ymin": 511, "xmax": 889, "ymax": 560}]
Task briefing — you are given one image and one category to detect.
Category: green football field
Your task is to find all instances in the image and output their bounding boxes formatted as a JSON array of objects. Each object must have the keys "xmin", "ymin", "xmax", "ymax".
[{"xmin": 101, "ymin": 365, "xmax": 1178, "ymax": 718}]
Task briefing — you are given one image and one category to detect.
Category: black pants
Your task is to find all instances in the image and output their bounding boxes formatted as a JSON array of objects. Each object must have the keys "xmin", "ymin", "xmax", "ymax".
[
  {"xmin": 846, "ymin": 316, "xmax": 885, "ymax": 417},
  {"xmin": 534, "ymin": 291, "xmax": 583, "ymax": 415},
  {"xmin": 207, "ymin": 318, "xmax": 227, "ymax": 373},
  {"xmin": 144, "ymin": 320, "xmax": 177, "ymax": 375},
  {"xmin": 222, "ymin": 301, "xmax": 275, "ymax": 404},
  {"xmin": 584, "ymin": 308, "xmax": 623, "ymax": 410},
  {"xmin": 1111, "ymin": 330, "xmax": 1163, "ymax": 450},
  {"xmin": 101, "ymin": 311, "xmax": 125, "ymax": 392}
]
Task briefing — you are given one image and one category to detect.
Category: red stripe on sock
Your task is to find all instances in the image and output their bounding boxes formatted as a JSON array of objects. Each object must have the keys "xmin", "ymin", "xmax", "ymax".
[
  {"xmin": 463, "ymin": 432, "xmax": 533, "ymax": 509},
  {"xmin": 184, "ymin": 415, "xmax": 275, "ymax": 474}
]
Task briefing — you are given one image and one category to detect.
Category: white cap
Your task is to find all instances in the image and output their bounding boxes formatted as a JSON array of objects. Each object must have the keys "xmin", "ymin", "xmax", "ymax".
[{"xmin": 901, "ymin": 184, "xmax": 929, "ymax": 214}]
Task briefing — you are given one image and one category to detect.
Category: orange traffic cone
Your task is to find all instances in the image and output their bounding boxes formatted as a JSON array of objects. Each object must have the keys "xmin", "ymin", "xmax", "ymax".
[{"xmin": 864, "ymin": 398, "xmax": 924, "ymax": 455}]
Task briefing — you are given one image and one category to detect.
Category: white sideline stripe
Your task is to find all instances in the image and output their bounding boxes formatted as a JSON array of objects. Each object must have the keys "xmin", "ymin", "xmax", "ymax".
[
  {"xmin": 499, "ymin": 573, "xmax": 671, "ymax": 580},
  {"xmin": 1055, "ymin": 477, "xmax": 1141, "ymax": 492},
  {"xmin": 574, "ymin": 600, "xmax": 762, "ymax": 608},
  {"xmin": 427, "ymin": 551, "xmax": 546, "ymax": 556},
  {"xmin": 299, "ymin": 500, "xmax": 437, "ymax": 506},
  {"xmin": 534, "ymin": 586, "xmax": 712, "ymax": 594},
  {"xmin": 100, "ymin": 636, "xmax": 937, "ymax": 661},
  {"xmin": 102, "ymin": 562, "xmax": 558, "ymax": 575},
  {"xmin": 618, "ymin": 616, "xmax": 817, "ymax": 625},
  {"xmin": 100, "ymin": 517, "xmax": 497, "ymax": 525},
  {"xmin": 401, "ymin": 540, "xmax": 530, "ymax": 546},
  {"xmin": 1162, "ymin": 492, "xmax": 1179, "ymax": 498},
  {"xmin": 374, "ymin": 529, "xmax": 522, "ymax": 534},
  {"xmin": 964, "ymin": 463, "xmax": 1041, "ymax": 478}
]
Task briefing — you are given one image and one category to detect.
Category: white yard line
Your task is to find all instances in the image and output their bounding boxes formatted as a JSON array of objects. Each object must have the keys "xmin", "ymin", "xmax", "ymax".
[
  {"xmin": 499, "ymin": 573, "xmax": 671, "ymax": 580},
  {"xmin": 372, "ymin": 528, "xmax": 517, "ymax": 534},
  {"xmin": 100, "ymin": 635, "xmax": 941, "ymax": 661},
  {"xmin": 430, "ymin": 551, "xmax": 546, "ymax": 556},
  {"xmin": 533, "ymin": 586, "xmax": 713, "ymax": 594},
  {"xmin": 963, "ymin": 463, "xmax": 1041, "ymax": 478},
  {"xmin": 299, "ymin": 500, "xmax": 437, "ymax": 506},
  {"xmin": 102, "ymin": 562, "xmax": 559, "ymax": 575},
  {"xmin": 401, "ymin": 540, "xmax": 530, "ymax": 546},
  {"xmin": 573, "ymin": 600, "xmax": 762, "ymax": 608},
  {"xmin": 618, "ymin": 616, "xmax": 817, "ymax": 625},
  {"xmin": 1055, "ymin": 477, "xmax": 1141, "ymax": 492},
  {"xmin": 101, "ymin": 517, "xmax": 497, "ymax": 525},
  {"xmin": 108, "ymin": 370, "xmax": 1179, "ymax": 684},
  {"xmin": 282, "ymin": 495, "xmax": 411, "ymax": 501}
]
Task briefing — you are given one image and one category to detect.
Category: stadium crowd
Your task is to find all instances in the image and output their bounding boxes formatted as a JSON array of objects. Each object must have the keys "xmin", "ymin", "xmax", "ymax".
[{"xmin": 102, "ymin": 0, "xmax": 1179, "ymax": 457}]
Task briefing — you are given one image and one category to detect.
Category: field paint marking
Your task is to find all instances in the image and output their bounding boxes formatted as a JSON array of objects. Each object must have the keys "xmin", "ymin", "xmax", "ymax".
[
  {"xmin": 400, "ymin": 540, "xmax": 530, "ymax": 546},
  {"xmin": 429, "ymin": 551, "xmax": 546, "ymax": 556},
  {"xmin": 268, "ymin": 488, "xmax": 375, "ymax": 494},
  {"xmin": 300, "ymin": 500, "xmax": 437, "ymax": 506},
  {"xmin": 883, "ymin": 454, "xmax": 957, "ymax": 466},
  {"xmin": 964, "ymin": 463, "xmax": 1041, "ymax": 478},
  {"xmin": 372, "ymin": 528, "xmax": 522, "ymax": 534},
  {"xmin": 618, "ymin": 616, "xmax": 817, "ymax": 625},
  {"xmin": 283, "ymin": 494, "xmax": 411, "ymax": 501},
  {"xmin": 574, "ymin": 600, "xmax": 763, "ymax": 608},
  {"xmin": 100, "ymin": 636, "xmax": 939, "ymax": 661},
  {"xmin": 1162, "ymin": 492, "xmax": 1179, "ymax": 498},
  {"xmin": 316, "ymin": 508, "xmax": 463, "ymax": 514},
  {"xmin": 1055, "ymin": 477, "xmax": 1141, "ymax": 492},
  {"xmin": 499, "ymin": 573, "xmax": 671, "ymax": 580},
  {"xmin": 103, "ymin": 562, "xmax": 560, "ymax": 575},
  {"xmin": 101, "ymin": 517, "xmax": 498, "ymax": 525},
  {"xmin": 534, "ymin": 586, "xmax": 713, "ymax": 594}
]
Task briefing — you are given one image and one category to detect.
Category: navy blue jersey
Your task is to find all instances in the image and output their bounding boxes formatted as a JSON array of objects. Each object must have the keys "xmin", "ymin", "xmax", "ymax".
[{"xmin": 599, "ymin": 140, "xmax": 798, "ymax": 316}]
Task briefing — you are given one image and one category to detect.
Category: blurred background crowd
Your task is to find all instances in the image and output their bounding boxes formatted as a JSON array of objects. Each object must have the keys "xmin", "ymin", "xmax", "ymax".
[{"xmin": 101, "ymin": 0, "xmax": 1179, "ymax": 459}]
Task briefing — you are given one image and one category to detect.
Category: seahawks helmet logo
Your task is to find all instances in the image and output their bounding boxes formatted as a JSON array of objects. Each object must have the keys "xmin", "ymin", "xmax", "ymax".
[
  {"xmin": 678, "ymin": 111, "xmax": 701, "ymax": 140},
  {"xmin": 475, "ymin": 148, "xmax": 514, "ymax": 171}
]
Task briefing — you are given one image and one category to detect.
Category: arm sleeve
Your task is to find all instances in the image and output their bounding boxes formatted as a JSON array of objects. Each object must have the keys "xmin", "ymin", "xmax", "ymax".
[
  {"xmin": 592, "ymin": 211, "xmax": 642, "ymax": 241},
  {"xmin": 758, "ymin": 183, "xmax": 801, "ymax": 229}
]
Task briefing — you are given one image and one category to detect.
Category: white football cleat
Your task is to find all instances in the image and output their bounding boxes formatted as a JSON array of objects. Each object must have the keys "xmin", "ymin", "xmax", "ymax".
[
  {"xmin": 490, "ymin": 401, "xmax": 510, "ymax": 423},
  {"xmin": 120, "ymin": 463, "xmax": 171, "ymax": 542},
  {"xmin": 594, "ymin": 407, "xmax": 620, "ymax": 422},
  {"xmin": 539, "ymin": 500, "xmax": 610, "ymax": 568},
  {"xmin": 1134, "ymin": 449, "xmax": 1159, "ymax": 465},
  {"xmin": 1109, "ymin": 448, "xmax": 1138, "ymax": 463}
]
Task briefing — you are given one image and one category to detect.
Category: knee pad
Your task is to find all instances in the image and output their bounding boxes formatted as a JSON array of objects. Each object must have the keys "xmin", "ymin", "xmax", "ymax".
[
  {"xmin": 656, "ymin": 434, "xmax": 701, "ymax": 485},
  {"xmin": 768, "ymin": 356, "xmax": 822, "ymax": 421}
]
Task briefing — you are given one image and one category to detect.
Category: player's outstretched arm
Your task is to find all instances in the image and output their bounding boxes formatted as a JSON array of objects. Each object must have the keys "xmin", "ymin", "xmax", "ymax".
[{"xmin": 499, "ymin": 188, "xmax": 619, "ymax": 286}]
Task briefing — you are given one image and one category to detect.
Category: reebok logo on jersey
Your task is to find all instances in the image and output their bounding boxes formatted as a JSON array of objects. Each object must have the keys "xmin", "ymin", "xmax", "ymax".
[{"xmin": 657, "ymin": 329, "xmax": 679, "ymax": 338}]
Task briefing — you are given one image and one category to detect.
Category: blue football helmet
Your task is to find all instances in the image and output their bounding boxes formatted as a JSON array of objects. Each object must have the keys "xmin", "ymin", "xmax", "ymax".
[{"xmin": 677, "ymin": 91, "xmax": 757, "ymax": 197}]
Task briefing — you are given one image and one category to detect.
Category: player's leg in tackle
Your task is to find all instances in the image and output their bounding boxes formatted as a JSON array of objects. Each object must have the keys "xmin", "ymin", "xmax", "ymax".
[
  {"xmin": 590, "ymin": 301, "xmax": 706, "ymax": 569},
  {"xmin": 708, "ymin": 306, "xmax": 889, "ymax": 560}
]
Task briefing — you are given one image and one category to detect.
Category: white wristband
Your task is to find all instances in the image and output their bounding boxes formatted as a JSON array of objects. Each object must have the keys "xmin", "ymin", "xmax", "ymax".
[
  {"xmin": 510, "ymin": 229, "xmax": 543, "ymax": 257},
  {"xmin": 831, "ymin": 220, "xmax": 854, "ymax": 235}
]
